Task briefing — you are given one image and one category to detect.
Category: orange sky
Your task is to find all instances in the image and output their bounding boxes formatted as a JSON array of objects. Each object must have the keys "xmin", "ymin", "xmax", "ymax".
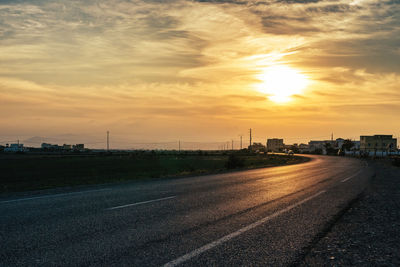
[{"xmin": 0, "ymin": 0, "xmax": 399, "ymax": 149}]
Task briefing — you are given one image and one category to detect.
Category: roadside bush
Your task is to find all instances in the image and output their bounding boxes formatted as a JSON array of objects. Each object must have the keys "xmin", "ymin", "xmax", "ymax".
[{"xmin": 225, "ymin": 154, "xmax": 244, "ymax": 169}]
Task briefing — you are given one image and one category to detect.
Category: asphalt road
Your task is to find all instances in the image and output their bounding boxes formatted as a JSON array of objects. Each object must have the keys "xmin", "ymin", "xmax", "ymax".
[{"xmin": 0, "ymin": 155, "xmax": 373, "ymax": 266}]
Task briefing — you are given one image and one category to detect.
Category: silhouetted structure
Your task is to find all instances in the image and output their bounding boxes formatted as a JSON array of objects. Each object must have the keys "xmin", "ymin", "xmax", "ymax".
[
  {"xmin": 360, "ymin": 135, "xmax": 397, "ymax": 153},
  {"xmin": 267, "ymin": 138, "xmax": 284, "ymax": 152}
]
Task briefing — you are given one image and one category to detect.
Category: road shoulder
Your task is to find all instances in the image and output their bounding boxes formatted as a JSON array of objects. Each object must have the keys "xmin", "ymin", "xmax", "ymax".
[{"xmin": 300, "ymin": 159, "xmax": 400, "ymax": 266}]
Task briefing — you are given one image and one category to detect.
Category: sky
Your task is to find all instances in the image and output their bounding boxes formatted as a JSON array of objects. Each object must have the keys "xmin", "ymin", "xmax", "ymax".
[{"xmin": 0, "ymin": 0, "xmax": 399, "ymax": 149}]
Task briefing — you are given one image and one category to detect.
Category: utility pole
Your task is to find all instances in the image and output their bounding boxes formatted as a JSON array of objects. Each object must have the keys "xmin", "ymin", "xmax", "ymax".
[
  {"xmin": 232, "ymin": 140, "xmax": 234, "ymax": 150},
  {"xmin": 179, "ymin": 140, "xmax": 181, "ymax": 152},
  {"xmin": 106, "ymin": 131, "xmax": 109, "ymax": 151},
  {"xmin": 240, "ymin": 135, "xmax": 243, "ymax": 150},
  {"xmin": 331, "ymin": 133, "xmax": 333, "ymax": 141},
  {"xmin": 249, "ymin": 128, "xmax": 252, "ymax": 150}
]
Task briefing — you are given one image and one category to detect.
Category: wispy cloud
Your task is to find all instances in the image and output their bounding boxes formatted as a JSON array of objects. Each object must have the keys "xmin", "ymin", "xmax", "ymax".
[{"xmin": 0, "ymin": 0, "xmax": 399, "ymax": 144}]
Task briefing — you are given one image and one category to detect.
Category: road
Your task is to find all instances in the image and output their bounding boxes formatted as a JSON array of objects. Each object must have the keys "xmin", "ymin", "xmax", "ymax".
[{"xmin": 0, "ymin": 155, "xmax": 373, "ymax": 266}]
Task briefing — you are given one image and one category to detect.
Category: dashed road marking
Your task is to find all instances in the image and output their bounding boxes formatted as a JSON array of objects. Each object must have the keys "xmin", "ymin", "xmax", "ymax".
[
  {"xmin": 107, "ymin": 196, "xmax": 176, "ymax": 210},
  {"xmin": 162, "ymin": 190, "xmax": 326, "ymax": 267},
  {"xmin": 341, "ymin": 169, "xmax": 363, "ymax": 183}
]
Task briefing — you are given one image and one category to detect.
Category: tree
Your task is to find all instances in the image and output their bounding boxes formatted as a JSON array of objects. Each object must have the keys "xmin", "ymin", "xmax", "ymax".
[
  {"xmin": 290, "ymin": 145, "xmax": 300, "ymax": 153},
  {"xmin": 341, "ymin": 139, "xmax": 354, "ymax": 151},
  {"xmin": 252, "ymin": 142, "xmax": 266, "ymax": 152},
  {"xmin": 324, "ymin": 142, "xmax": 337, "ymax": 155}
]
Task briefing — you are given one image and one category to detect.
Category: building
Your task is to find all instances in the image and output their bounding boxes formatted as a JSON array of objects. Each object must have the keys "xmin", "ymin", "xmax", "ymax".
[
  {"xmin": 360, "ymin": 135, "xmax": 397, "ymax": 152},
  {"xmin": 308, "ymin": 141, "xmax": 326, "ymax": 152},
  {"xmin": 4, "ymin": 143, "xmax": 27, "ymax": 152},
  {"xmin": 353, "ymin": 141, "xmax": 360, "ymax": 150},
  {"xmin": 284, "ymin": 144, "xmax": 292, "ymax": 151},
  {"xmin": 63, "ymin": 144, "xmax": 72, "ymax": 150},
  {"xmin": 73, "ymin": 144, "xmax": 84, "ymax": 150},
  {"xmin": 298, "ymin": 143, "xmax": 309, "ymax": 153},
  {"xmin": 267, "ymin": 138, "xmax": 284, "ymax": 152},
  {"xmin": 308, "ymin": 140, "xmax": 336, "ymax": 154},
  {"xmin": 41, "ymin": 143, "xmax": 62, "ymax": 150}
]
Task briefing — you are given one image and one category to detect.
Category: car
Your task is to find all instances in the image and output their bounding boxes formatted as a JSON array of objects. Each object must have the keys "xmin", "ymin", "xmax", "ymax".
[{"xmin": 287, "ymin": 150, "xmax": 294, "ymax": 155}]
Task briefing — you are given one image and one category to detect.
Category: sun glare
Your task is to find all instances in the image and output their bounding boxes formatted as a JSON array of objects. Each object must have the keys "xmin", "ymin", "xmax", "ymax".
[{"xmin": 256, "ymin": 65, "xmax": 309, "ymax": 103}]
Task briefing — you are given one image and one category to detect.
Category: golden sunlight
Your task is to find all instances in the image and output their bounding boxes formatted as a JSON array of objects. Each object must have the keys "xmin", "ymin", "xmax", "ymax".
[{"xmin": 256, "ymin": 65, "xmax": 309, "ymax": 103}]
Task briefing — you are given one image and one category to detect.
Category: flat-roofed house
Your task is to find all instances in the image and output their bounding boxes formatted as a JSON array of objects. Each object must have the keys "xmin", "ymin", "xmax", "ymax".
[
  {"xmin": 360, "ymin": 135, "xmax": 397, "ymax": 153},
  {"xmin": 267, "ymin": 138, "xmax": 284, "ymax": 152}
]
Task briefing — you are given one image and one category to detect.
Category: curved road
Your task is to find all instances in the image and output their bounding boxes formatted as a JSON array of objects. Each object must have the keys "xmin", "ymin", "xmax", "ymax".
[{"xmin": 0, "ymin": 155, "xmax": 373, "ymax": 266}]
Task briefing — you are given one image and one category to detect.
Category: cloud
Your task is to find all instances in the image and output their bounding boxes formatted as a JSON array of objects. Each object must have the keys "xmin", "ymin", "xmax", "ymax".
[
  {"xmin": 192, "ymin": 0, "xmax": 249, "ymax": 4},
  {"xmin": 275, "ymin": 0, "xmax": 321, "ymax": 3},
  {"xmin": 1, "ymin": 0, "xmax": 398, "ymax": 84},
  {"xmin": 306, "ymin": 4, "xmax": 360, "ymax": 13},
  {"xmin": 0, "ymin": 0, "xmax": 400, "ymax": 144}
]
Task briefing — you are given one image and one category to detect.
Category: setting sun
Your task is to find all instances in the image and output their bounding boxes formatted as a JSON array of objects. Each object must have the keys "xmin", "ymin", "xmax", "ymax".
[
  {"xmin": 256, "ymin": 65, "xmax": 309, "ymax": 103},
  {"xmin": 1, "ymin": 0, "xmax": 399, "ymax": 147}
]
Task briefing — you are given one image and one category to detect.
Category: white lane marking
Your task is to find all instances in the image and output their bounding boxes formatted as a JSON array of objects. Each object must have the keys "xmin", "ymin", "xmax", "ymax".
[
  {"xmin": 163, "ymin": 190, "xmax": 326, "ymax": 267},
  {"xmin": 341, "ymin": 169, "xmax": 363, "ymax": 183},
  {"xmin": 107, "ymin": 196, "xmax": 176, "ymax": 210},
  {"xmin": 0, "ymin": 188, "xmax": 112, "ymax": 204}
]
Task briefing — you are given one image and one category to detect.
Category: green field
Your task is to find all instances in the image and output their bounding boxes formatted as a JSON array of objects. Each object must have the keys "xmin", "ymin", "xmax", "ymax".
[{"xmin": 0, "ymin": 152, "xmax": 310, "ymax": 193}]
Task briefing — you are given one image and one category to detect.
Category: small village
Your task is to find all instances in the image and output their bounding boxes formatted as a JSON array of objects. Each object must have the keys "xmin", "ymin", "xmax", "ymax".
[
  {"xmin": 266, "ymin": 134, "xmax": 398, "ymax": 157},
  {"xmin": 1, "ymin": 134, "xmax": 398, "ymax": 158}
]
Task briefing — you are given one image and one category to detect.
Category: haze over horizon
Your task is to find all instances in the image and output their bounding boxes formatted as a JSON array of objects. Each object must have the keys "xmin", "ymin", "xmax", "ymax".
[{"xmin": 1, "ymin": 0, "xmax": 399, "ymax": 148}]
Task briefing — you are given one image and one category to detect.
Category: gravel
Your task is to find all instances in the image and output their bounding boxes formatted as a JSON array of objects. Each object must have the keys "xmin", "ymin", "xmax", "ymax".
[{"xmin": 300, "ymin": 159, "xmax": 400, "ymax": 266}]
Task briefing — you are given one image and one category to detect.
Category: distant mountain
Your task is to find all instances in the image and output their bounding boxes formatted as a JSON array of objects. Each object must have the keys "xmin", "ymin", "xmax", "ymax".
[
  {"xmin": 22, "ymin": 134, "xmax": 94, "ymax": 145},
  {"xmin": 23, "ymin": 136, "xmax": 60, "ymax": 144}
]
